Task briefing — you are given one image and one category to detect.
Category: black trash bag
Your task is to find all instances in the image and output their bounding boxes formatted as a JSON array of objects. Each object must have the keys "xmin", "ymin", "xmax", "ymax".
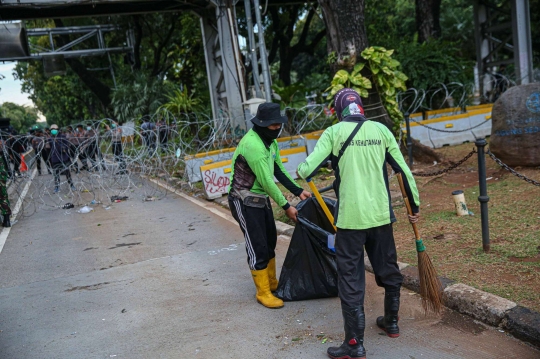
[{"xmin": 275, "ymin": 196, "xmax": 338, "ymax": 301}]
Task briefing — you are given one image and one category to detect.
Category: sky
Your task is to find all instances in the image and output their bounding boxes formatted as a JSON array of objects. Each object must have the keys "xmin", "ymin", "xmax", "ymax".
[
  {"xmin": 0, "ymin": 62, "xmax": 33, "ymax": 106},
  {"xmin": 0, "ymin": 62, "xmax": 47, "ymax": 122}
]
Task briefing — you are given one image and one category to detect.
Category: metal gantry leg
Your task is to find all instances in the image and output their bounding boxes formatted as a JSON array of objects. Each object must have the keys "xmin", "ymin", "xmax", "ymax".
[
  {"xmin": 511, "ymin": 0, "xmax": 533, "ymax": 84},
  {"xmin": 200, "ymin": 1, "xmax": 247, "ymax": 131}
]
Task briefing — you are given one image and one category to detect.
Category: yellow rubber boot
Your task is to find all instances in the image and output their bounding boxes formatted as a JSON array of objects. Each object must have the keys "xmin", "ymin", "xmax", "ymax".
[
  {"xmin": 268, "ymin": 257, "xmax": 279, "ymax": 292},
  {"xmin": 251, "ymin": 268, "xmax": 284, "ymax": 309}
]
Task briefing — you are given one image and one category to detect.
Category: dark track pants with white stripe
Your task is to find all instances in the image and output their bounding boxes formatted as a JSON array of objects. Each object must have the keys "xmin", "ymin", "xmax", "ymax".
[
  {"xmin": 336, "ymin": 224, "xmax": 403, "ymax": 308},
  {"xmin": 229, "ymin": 195, "xmax": 277, "ymax": 270}
]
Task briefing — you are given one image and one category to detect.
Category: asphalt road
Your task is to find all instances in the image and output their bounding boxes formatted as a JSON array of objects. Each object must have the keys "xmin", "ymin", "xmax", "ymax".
[{"xmin": 0, "ymin": 188, "xmax": 538, "ymax": 359}]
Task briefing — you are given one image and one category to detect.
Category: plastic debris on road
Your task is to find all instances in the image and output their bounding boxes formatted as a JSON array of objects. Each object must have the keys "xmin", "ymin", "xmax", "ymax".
[
  {"xmin": 62, "ymin": 203, "xmax": 74, "ymax": 209},
  {"xmin": 110, "ymin": 195, "xmax": 128, "ymax": 202},
  {"xmin": 77, "ymin": 206, "xmax": 94, "ymax": 214}
]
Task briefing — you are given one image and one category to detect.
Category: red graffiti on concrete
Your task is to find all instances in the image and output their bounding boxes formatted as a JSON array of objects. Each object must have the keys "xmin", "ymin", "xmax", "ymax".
[{"xmin": 204, "ymin": 170, "xmax": 230, "ymax": 194}]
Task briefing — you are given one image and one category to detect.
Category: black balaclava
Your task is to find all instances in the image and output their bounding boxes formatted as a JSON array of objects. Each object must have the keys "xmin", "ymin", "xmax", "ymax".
[{"xmin": 252, "ymin": 124, "xmax": 281, "ymax": 147}]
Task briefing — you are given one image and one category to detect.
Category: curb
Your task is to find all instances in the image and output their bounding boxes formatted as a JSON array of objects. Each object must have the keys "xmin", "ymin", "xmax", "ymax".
[
  {"xmin": 156, "ymin": 184, "xmax": 540, "ymax": 350},
  {"xmin": 280, "ymin": 231, "xmax": 540, "ymax": 349}
]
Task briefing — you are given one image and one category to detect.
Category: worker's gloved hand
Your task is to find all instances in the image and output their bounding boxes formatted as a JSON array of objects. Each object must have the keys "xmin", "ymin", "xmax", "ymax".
[
  {"xmin": 285, "ymin": 206, "xmax": 298, "ymax": 223},
  {"xmin": 408, "ymin": 212, "xmax": 420, "ymax": 224},
  {"xmin": 299, "ymin": 190, "xmax": 312, "ymax": 200}
]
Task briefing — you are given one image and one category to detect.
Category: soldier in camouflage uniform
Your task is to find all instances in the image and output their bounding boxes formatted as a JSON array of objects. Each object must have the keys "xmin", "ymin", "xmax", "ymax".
[{"xmin": 0, "ymin": 153, "xmax": 12, "ymax": 228}]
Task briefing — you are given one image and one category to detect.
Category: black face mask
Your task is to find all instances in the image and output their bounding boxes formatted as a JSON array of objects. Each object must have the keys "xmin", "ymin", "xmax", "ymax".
[{"xmin": 252, "ymin": 124, "xmax": 281, "ymax": 147}]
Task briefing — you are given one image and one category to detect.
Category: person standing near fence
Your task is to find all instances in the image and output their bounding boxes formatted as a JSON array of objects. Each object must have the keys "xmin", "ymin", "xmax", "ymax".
[
  {"xmin": 105, "ymin": 120, "xmax": 127, "ymax": 175},
  {"xmin": 31, "ymin": 129, "xmax": 45, "ymax": 176},
  {"xmin": 156, "ymin": 118, "xmax": 169, "ymax": 152},
  {"xmin": 296, "ymin": 88, "xmax": 420, "ymax": 359},
  {"xmin": 42, "ymin": 128, "xmax": 53, "ymax": 174},
  {"xmin": 48, "ymin": 124, "xmax": 76, "ymax": 193},
  {"xmin": 0, "ymin": 152, "xmax": 11, "ymax": 228},
  {"xmin": 6, "ymin": 130, "xmax": 24, "ymax": 178},
  {"xmin": 228, "ymin": 103, "xmax": 311, "ymax": 309}
]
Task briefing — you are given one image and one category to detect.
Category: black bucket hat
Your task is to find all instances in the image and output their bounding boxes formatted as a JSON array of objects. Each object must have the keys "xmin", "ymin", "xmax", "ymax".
[{"xmin": 251, "ymin": 102, "xmax": 288, "ymax": 127}]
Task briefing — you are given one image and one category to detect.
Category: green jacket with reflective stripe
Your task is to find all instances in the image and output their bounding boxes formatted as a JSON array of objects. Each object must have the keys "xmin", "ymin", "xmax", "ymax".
[
  {"xmin": 297, "ymin": 120, "xmax": 420, "ymax": 229},
  {"xmin": 228, "ymin": 129, "xmax": 303, "ymax": 209}
]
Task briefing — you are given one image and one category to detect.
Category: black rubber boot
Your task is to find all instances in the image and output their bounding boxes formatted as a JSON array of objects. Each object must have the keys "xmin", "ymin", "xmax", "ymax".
[
  {"xmin": 327, "ymin": 304, "xmax": 366, "ymax": 359},
  {"xmin": 2, "ymin": 216, "xmax": 11, "ymax": 228},
  {"xmin": 376, "ymin": 291, "xmax": 400, "ymax": 338}
]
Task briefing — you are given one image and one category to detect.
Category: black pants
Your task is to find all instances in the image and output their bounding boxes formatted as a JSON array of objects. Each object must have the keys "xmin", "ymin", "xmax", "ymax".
[
  {"xmin": 78, "ymin": 146, "xmax": 89, "ymax": 170},
  {"xmin": 336, "ymin": 224, "xmax": 403, "ymax": 308},
  {"xmin": 10, "ymin": 153, "xmax": 21, "ymax": 175},
  {"xmin": 35, "ymin": 153, "xmax": 42, "ymax": 174},
  {"xmin": 53, "ymin": 162, "xmax": 73, "ymax": 186},
  {"xmin": 229, "ymin": 195, "xmax": 277, "ymax": 270},
  {"xmin": 87, "ymin": 143, "xmax": 105, "ymax": 170},
  {"xmin": 42, "ymin": 149, "xmax": 52, "ymax": 173},
  {"xmin": 112, "ymin": 142, "xmax": 126, "ymax": 170}
]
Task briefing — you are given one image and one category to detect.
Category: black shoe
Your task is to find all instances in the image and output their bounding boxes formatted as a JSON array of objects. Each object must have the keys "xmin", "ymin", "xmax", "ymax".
[
  {"xmin": 2, "ymin": 216, "xmax": 11, "ymax": 228},
  {"xmin": 327, "ymin": 305, "xmax": 366, "ymax": 359},
  {"xmin": 376, "ymin": 291, "xmax": 400, "ymax": 338}
]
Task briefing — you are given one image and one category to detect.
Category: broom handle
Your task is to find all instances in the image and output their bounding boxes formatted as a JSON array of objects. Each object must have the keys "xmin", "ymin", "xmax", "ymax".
[
  {"xmin": 306, "ymin": 178, "xmax": 337, "ymax": 232},
  {"xmin": 396, "ymin": 173, "xmax": 420, "ymax": 240}
]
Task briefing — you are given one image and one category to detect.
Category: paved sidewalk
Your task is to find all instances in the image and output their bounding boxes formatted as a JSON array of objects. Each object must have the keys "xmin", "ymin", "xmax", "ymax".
[{"xmin": 0, "ymin": 191, "xmax": 538, "ymax": 358}]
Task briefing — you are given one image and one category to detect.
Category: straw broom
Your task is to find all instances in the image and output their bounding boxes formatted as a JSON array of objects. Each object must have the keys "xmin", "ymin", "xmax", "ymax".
[{"xmin": 397, "ymin": 173, "xmax": 443, "ymax": 314}]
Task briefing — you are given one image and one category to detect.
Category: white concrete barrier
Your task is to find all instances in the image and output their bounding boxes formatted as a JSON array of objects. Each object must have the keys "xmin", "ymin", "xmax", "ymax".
[
  {"xmin": 199, "ymin": 146, "xmax": 308, "ymax": 199},
  {"xmin": 185, "ymin": 147, "xmax": 236, "ymax": 183},
  {"xmin": 277, "ymin": 146, "xmax": 308, "ymax": 180},
  {"xmin": 305, "ymin": 130, "xmax": 324, "ymax": 155},
  {"xmin": 277, "ymin": 135, "xmax": 306, "ymax": 151},
  {"xmin": 402, "ymin": 113, "xmax": 431, "ymax": 147},
  {"xmin": 468, "ymin": 105, "xmax": 493, "ymax": 139},
  {"xmin": 200, "ymin": 159, "xmax": 233, "ymax": 200},
  {"xmin": 427, "ymin": 113, "xmax": 476, "ymax": 148}
]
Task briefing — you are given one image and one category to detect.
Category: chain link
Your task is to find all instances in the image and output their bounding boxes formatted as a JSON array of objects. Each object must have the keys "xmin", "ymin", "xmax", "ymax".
[
  {"xmin": 412, "ymin": 149, "xmax": 477, "ymax": 177},
  {"xmin": 487, "ymin": 149, "xmax": 540, "ymax": 187},
  {"xmin": 410, "ymin": 117, "xmax": 491, "ymax": 133}
]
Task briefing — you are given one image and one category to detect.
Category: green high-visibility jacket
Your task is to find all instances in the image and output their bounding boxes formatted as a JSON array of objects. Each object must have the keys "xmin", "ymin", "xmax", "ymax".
[
  {"xmin": 297, "ymin": 119, "xmax": 420, "ymax": 230},
  {"xmin": 228, "ymin": 129, "xmax": 303, "ymax": 209}
]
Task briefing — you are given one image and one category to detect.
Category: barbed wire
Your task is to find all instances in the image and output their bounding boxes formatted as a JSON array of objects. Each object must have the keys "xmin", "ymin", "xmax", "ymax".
[
  {"xmin": 412, "ymin": 149, "xmax": 476, "ymax": 177},
  {"xmin": 4, "ymin": 80, "xmax": 512, "ymax": 219},
  {"xmin": 487, "ymin": 149, "xmax": 540, "ymax": 187}
]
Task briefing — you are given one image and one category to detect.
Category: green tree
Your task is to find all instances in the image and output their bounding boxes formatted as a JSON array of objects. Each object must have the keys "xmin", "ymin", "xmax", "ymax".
[
  {"xmin": 14, "ymin": 12, "xmax": 208, "ymax": 122},
  {"xmin": 0, "ymin": 102, "xmax": 39, "ymax": 133}
]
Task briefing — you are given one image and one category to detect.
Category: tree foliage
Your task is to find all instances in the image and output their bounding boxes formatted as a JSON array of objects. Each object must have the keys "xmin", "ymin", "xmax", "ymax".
[
  {"xmin": 14, "ymin": 13, "xmax": 208, "ymax": 124},
  {"xmin": 326, "ymin": 47, "xmax": 407, "ymax": 132},
  {"xmin": 0, "ymin": 102, "xmax": 39, "ymax": 133}
]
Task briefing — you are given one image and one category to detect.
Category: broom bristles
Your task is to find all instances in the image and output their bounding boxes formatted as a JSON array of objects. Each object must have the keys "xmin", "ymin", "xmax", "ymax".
[{"xmin": 418, "ymin": 250, "xmax": 444, "ymax": 314}]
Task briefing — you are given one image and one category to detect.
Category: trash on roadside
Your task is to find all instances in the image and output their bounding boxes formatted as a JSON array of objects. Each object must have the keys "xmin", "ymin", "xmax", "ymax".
[
  {"xmin": 62, "ymin": 203, "xmax": 74, "ymax": 209},
  {"xmin": 275, "ymin": 196, "xmax": 338, "ymax": 301},
  {"xmin": 77, "ymin": 206, "xmax": 94, "ymax": 214},
  {"xmin": 90, "ymin": 200, "xmax": 101, "ymax": 205},
  {"xmin": 104, "ymin": 206, "xmax": 111, "ymax": 210},
  {"xmin": 144, "ymin": 196, "xmax": 157, "ymax": 201},
  {"xmin": 110, "ymin": 195, "xmax": 128, "ymax": 202}
]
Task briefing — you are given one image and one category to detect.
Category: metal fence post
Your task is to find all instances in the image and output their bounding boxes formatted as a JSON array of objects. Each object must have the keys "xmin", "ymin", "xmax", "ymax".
[
  {"xmin": 475, "ymin": 138, "xmax": 490, "ymax": 253},
  {"xmin": 405, "ymin": 112, "xmax": 413, "ymax": 168}
]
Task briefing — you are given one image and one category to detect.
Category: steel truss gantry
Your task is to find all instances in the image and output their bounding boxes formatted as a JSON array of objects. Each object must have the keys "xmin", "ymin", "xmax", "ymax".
[{"xmin": 474, "ymin": 0, "xmax": 533, "ymax": 95}]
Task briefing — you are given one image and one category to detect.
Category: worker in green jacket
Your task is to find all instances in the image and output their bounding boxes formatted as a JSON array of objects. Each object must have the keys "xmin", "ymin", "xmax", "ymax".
[
  {"xmin": 228, "ymin": 102, "xmax": 311, "ymax": 309},
  {"xmin": 297, "ymin": 88, "xmax": 420, "ymax": 359}
]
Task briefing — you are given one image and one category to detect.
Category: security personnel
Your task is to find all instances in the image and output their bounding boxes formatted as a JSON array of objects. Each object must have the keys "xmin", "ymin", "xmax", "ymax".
[
  {"xmin": 228, "ymin": 102, "xmax": 311, "ymax": 309},
  {"xmin": 0, "ymin": 151, "xmax": 11, "ymax": 227},
  {"xmin": 297, "ymin": 89, "xmax": 420, "ymax": 359}
]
